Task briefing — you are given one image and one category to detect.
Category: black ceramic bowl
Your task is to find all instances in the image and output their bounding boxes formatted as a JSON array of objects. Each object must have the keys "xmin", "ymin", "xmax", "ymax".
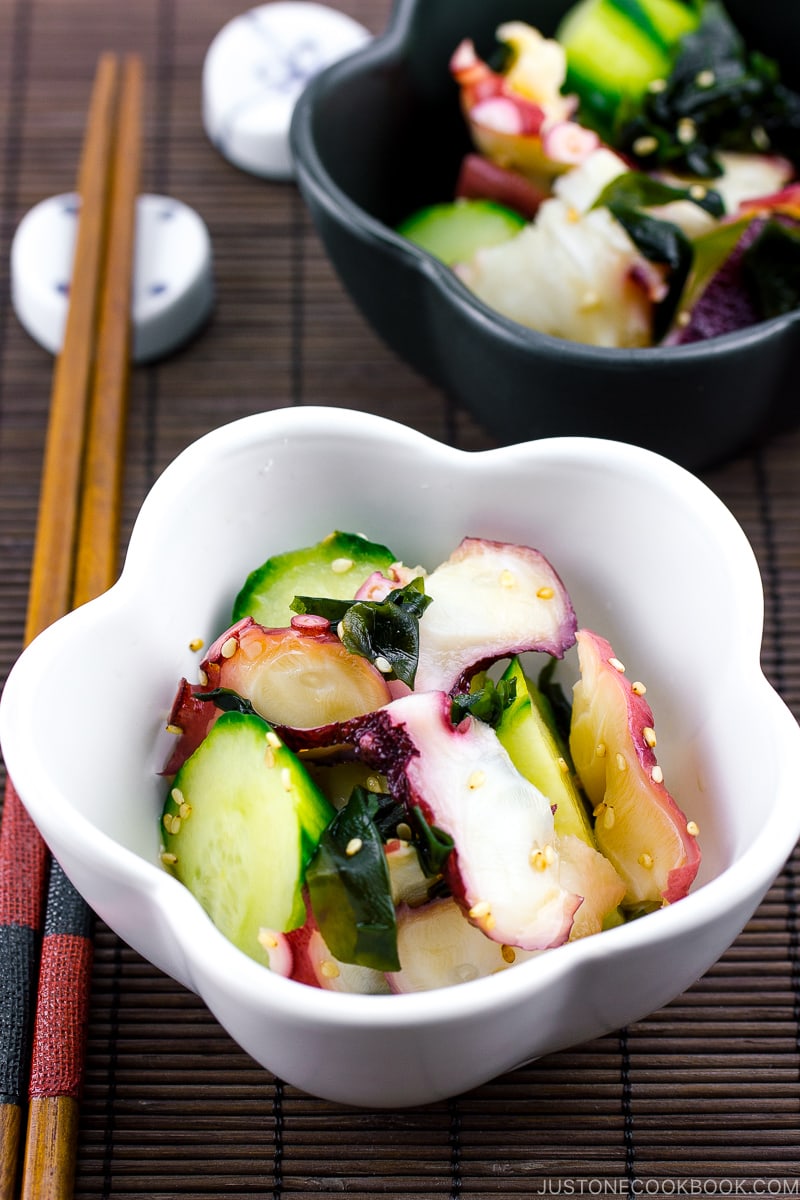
[{"xmin": 290, "ymin": 0, "xmax": 800, "ymax": 470}]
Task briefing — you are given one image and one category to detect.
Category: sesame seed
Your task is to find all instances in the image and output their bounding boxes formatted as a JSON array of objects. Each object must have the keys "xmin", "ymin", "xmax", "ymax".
[
  {"xmin": 265, "ymin": 730, "xmax": 282, "ymax": 749},
  {"xmin": 485, "ymin": 914, "xmax": 496, "ymax": 931},
  {"xmin": 469, "ymin": 900, "xmax": 491, "ymax": 919},
  {"xmin": 557, "ymin": 756, "xmax": 569, "ymax": 774},
  {"xmin": 336, "ymin": 621, "xmax": 345, "ymax": 640},
  {"xmin": 170, "ymin": 815, "xmax": 182, "ymax": 835},
  {"xmin": 162, "ymin": 815, "xmax": 174, "ymax": 834},
  {"xmin": 631, "ymin": 681, "xmax": 646, "ymax": 696},
  {"xmin": 258, "ymin": 929, "xmax": 279, "ymax": 950},
  {"xmin": 537, "ymin": 585, "xmax": 555, "ymax": 599},
  {"xmin": 652, "ymin": 765, "xmax": 664, "ymax": 784},
  {"xmin": 281, "ymin": 767, "xmax": 292, "ymax": 792},
  {"xmin": 543, "ymin": 843, "xmax": 556, "ymax": 866},
  {"xmin": 596, "ymin": 742, "xmax": 607, "ymax": 759},
  {"xmin": 677, "ymin": 118, "xmax": 696, "ymax": 144},
  {"xmin": 500, "ymin": 569, "xmax": 516, "ymax": 588},
  {"xmin": 501, "ymin": 944, "xmax": 516, "ymax": 964},
  {"xmin": 160, "ymin": 851, "xmax": 177, "ymax": 866},
  {"xmin": 345, "ymin": 837, "xmax": 363, "ymax": 857},
  {"xmin": 179, "ymin": 803, "xmax": 192, "ymax": 820},
  {"xmin": 688, "ymin": 184, "xmax": 708, "ymax": 201},
  {"xmin": 603, "ymin": 806, "xmax": 616, "ymax": 830},
  {"xmin": 264, "ymin": 747, "xmax": 276, "ymax": 769},
  {"xmin": 633, "ymin": 135, "xmax": 659, "ymax": 156},
  {"xmin": 468, "ymin": 770, "xmax": 486, "ymax": 790},
  {"xmin": 366, "ymin": 775, "xmax": 383, "ymax": 792},
  {"xmin": 320, "ymin": 960, "xmax": 340, "ymax": 979},
  {"xmin": 609, "ymin": 657, "xmax": 625, "ymax": 673},
  {"xmin": 189, "ymin": 637, "xmax": 204, "ymax": 653},
  {"xmin": 695, "ymin": 68, "xmax": 715, "ymax": 87},
  {"xmin": 374, "ymin": 655, "xmax": 392, "ymax": 674},
  {"xmin": 165, "ymin": 723, "xmax": 183, "ymax": 736},
  {"xmin": 643, "ymin": 726, "xmax": 657, "ymax": 748},
  {"xmin": 331, "ymin": 557, "xmax": 354, "ymax": 574},
  {"xmin": 198, "ymin": 668, "xmax": 208, "ymax": 687},
  {"xmin": 396, "ymin": 822, "xmax": 413, "ymax": 842},
  {"xmin": 171, "ymin": 787, "xmax": 185, "ymax": 806},
  {"xmin": 687, "ymin": 820, "xmax": 700, "ymax": 837},
  {"xmin": 615, "ymin": 753, "xmax": 627, "ymax": 772},
  {"xmin": 593, "ymin": 802, "xmax": 607, "ymax": 819},
  {"xmin": 638, "ymin": 852, "xmax": 654, "ymax": 869},
  {"xmin": 752, "ymin": 125, "xmax": 770, "ymax": 151},
  {"xmin": 220, "ymin": 636, "xmax": 237, "ymax": 659},
  {"xmin": 530, "ymin": 849, "xmax": 548, "ymax": 871},
  {"xmin": 566, "ymin": 206, "xmax": 580, "ymax": 223}
]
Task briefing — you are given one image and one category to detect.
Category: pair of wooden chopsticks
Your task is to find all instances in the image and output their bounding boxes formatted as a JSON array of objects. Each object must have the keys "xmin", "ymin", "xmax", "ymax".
[{"xmin": 0, "ymin": 51, "xmax": 143, "ymax": 1199}]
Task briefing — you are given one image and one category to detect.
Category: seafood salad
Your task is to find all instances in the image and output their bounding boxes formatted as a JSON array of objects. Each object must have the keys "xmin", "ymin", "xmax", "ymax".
[
  {"xmin": 158, "ymin": 530, "xmax": 701, "ymax": 994},
  {"xmin": 397, "ymin": 0, "xmax": 800, "ymax": 348}
]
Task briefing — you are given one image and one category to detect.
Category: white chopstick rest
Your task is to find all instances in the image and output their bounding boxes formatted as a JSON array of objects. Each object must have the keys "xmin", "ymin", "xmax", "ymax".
[
  {"xmin": 11, "ymin": 193, "xmax": 214, "ymax": 363},
  {"xmin": 202, "ymin": 1, "xmax": 371, "ymax": 180}
]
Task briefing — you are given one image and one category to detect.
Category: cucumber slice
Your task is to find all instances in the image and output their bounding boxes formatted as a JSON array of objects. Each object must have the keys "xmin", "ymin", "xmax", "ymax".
[
  {"xmin": 161, "ymin": 711, "xmax": 335, "ymax": 965},
  {"xmin": 233, "ymin": 530, "xmax": 397, "ymax": 627},
  {"xmin": 496, "ymin": 658, "xmax": 626, "ymax": 934},
  {"xmin": 558, "ymin": 0, "xmax": 700, "ymax": 136},
  {"xmin": 397, "ymin": 200, "xmax": 526, "ymax": 267},
  {"xmin": 496, "ymin": 657, "xmax": 594, "ymax": 845}
]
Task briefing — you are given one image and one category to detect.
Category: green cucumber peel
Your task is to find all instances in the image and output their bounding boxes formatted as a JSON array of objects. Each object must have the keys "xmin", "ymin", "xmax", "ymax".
[{"xmin": 536, "ymin": 657, "xmax": 576, "ymax": 767}]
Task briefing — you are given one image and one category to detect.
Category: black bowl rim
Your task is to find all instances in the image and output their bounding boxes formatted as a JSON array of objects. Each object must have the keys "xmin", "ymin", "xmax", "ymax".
[{"xmin": 290, "ymin": 0, "xmax": 800, "ymax": 367}]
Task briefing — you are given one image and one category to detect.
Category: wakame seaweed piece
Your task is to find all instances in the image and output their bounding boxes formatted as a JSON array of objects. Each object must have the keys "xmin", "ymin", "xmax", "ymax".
[
  {"xmin": 305, "ymin": 786, "xmax": 400, "ymax": 971},
  {"xmin": 450, "ymin": 675, "xmax": 517, "ymax": 729},
  {"xmin": 410, "ymin": 805, "xmax": 455, "ymax": 879},
  {"xmin": 195, "ymin": 687, "xmax": 257, "ymax": 716},
  {"xmin": 741, "ymin": 219, "xmax": 800, "ymax": 320},
  {"xmin": 603, "ymin": 206, "xmax": 693, "ymax": 338},
  {"xmin": 365, "ymin": 788, "xmax": 409, "ymax": 843},
  {"xmin": 338, "ymin": 578, "xmax": 432, "ymax": 689},
  {"xmin": 293, "ymin": 579, "xmax": 432, "ymax": 687},
  {"xmin": 618, "ymin": 1, "xmax": 800, "ymax": 176},
  {"xmin": 593, "ymin": 171, "xmax": 724, "ymax": 219},
  {"xmin": 290, "ymin": 595, "xmax": 352, "ymax": 622}
]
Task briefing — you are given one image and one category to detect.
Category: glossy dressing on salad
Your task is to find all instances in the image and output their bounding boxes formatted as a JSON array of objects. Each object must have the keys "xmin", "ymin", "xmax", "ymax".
[{"xmin": 159, "ymin": 531, "xmax": 701, "ymax": 994}]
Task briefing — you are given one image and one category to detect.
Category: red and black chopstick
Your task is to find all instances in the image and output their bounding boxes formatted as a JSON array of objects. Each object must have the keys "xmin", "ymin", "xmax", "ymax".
[{"xmin": 0, "ymin": 51, "xmax": 142, "ymax": 1199}]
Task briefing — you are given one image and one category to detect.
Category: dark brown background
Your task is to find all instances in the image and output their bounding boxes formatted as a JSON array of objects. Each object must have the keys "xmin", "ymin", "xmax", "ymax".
[{"xmin": 1, "ymin": 0, "xmax": 799, "ymax": 1194}]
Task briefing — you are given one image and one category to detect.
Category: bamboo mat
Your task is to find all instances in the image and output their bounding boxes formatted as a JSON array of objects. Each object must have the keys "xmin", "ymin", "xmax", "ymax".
[{"xmin": 1, "ymin": 0, "xmax": 800, "ymax": 1195}]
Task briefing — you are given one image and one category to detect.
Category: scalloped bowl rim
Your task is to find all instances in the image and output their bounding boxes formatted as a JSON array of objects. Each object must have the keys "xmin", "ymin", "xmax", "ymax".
[
  {"xmin": 289, "ymin": 0, "xmax": 800, "ymax": 364},
  {"xmin": 1, "ymin": 408, "xmax": 799, "ymax": 1078}
]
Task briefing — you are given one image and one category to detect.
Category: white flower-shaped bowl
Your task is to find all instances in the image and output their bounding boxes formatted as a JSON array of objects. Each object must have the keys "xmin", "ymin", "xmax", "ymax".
[{"xmin": 2, "ymin": 406, "xmax": 799, "ymax": 1107}]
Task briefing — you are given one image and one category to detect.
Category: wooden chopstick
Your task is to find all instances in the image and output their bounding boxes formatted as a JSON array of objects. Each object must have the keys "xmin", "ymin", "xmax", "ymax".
[
  {"xmin": 25, "ymin": 51, "xmax": 121, "ymax": 644},
  {"xmin": 0, "ymin": 55, "xmax": 121, "ymax": 1200},
  {"xmin": 21, "ymin": 56, "xmax": 143, "ymax": 1200},
  {"xmin": 0, "ymin": 51, "xmax": 143, "ymax": 1200}
]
